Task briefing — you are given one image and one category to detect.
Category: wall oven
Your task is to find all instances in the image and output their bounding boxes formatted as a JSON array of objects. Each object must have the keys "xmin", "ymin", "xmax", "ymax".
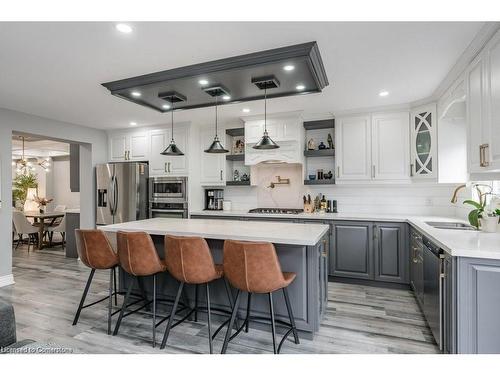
[
  {"xmin": 149, "ymin": 177, "xmax": 187, "ymax": 201},
  {"xmin": 148, "ymin": 177, "xmax": 188, "ymax": 218},
  {"xmin": 149, "ymin": 201, "xmax": 188, "ymax": 219}
]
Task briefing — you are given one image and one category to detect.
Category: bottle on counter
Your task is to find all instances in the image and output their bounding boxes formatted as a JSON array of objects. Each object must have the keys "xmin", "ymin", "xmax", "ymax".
[{"xmin": 320, "ymin": 194, "xmax": 327, "ymax": 211}]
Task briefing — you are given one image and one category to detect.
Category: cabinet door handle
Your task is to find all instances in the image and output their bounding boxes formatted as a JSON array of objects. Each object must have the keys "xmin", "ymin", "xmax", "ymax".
[
  {"xmin": 164, "ymin": 162, "xmax": 168, "ymax": 173},
  {"xmin": 410, "ymin": 163, "xmax": 414, "ymax": 177},
  {"xmin": 372, "ymin": 165, "xmax": 376, "ymax": 178},
  {"xmin": 220, "ymin": 170, "xmax": 223, "ymax": 181},
  {"xmin": 168, "ymin": 162, "xmax": 171, "ymax": 173},
  {"xmin": 127, "ymin": 151, "xmax": 130, "ymax": 160},
  {"xmin": 337, "ymin": 166, "xmax": 340, "ymax": 178},
  {"xmin": 480, "ymin": 144, "xmax": 490, "ymax": 167}
]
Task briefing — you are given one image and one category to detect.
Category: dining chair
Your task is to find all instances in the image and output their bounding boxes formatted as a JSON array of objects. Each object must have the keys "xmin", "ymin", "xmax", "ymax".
[
  {"xmin": 12, "ymin": 211, "xmax": 39, "ymax": 252},
  {"xmin": 48, "ymin": 215, "xmax": 66, "ymax": 249}
]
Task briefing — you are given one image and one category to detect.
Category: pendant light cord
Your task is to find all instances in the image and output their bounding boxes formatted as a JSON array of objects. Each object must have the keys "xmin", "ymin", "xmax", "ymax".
[
  {"xmin": 170, "ymin": 96, "xmax": 175, "ymax": 142},
  {"xmin": 264, "ymin": 86, "xmax": 267, "ymax": 133},
  {"xmin": 215, "ymin": 95, "xmax": 219, "ymax": 139}
]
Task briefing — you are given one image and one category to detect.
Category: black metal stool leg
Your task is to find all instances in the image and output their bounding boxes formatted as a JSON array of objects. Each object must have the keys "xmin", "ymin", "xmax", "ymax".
[
  {"xmin": 72, "ymin": 268, "xmax": 96, "ymax": 326},
  {"xmin": 194, "ymin": 284, "xmax": 199, "ymax": 322},
  {"xmin": 221, "ymin": 290, "xmax": 241, "ymax": 354},
  {"xmin": 107, "ymin": 268, "xmax": 113, "ymax": 335},
  {"xmin": 152, "ymin": 274, "xmax": 157, "ymax": 347},
  {"xmin": 268, "ymin": 292, "xmax": 277, "ymax": 354},
  {"xmin": 283, "ymin": 287, "xmax": 300, "ymax": 344},
  {"xmin": 113, "ymin": 267, "xmax": 118, "ymax": 306},
  {"xmin": 245, "ymin": 292, "xmax": 252, "ymax": 332},
  {"xmin": 160, "ymin": 281, "xmax": 184, "ymax": 349},
  {"xmin": 206, "ymin": 283, "xmax": 213, "ymax": 354},
  {"xmin": 113, "ymin": 277, "xmax": 135, "ymax": 336}
]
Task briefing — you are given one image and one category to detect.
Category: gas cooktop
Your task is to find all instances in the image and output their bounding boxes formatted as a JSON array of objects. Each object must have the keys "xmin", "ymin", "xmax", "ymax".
[{"xmin": 248, "ymin": 208, "xmax": 304, "ymax": 214}]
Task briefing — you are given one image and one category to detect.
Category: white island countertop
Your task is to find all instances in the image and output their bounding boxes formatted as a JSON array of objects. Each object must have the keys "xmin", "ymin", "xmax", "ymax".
[
  {"xmin": 99, "ymin": 218, "xmax": 329, "ymax": 246},
  {"xmin": 190, "ymin": 210, "xmax": 500, "ymax": 260}
]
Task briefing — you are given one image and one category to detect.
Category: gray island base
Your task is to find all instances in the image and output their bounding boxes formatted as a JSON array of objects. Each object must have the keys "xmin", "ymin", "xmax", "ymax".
[{"xmin": 100, "ymin": 218, "xmax": 330, "ymax": 339}]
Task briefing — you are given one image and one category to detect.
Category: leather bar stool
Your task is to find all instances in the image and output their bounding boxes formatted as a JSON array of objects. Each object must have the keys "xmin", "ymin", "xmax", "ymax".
[
  {"xmin": 221, "ymin": 240, "xmax": 300, "ymax": 354},
  {"xmin": 160, "ymin": 235, "xmax": 235, "ymax": 354},
  {"xmin": 113, "ymin": 231, "xmax": 167, "ymax": 347},
  {"xmin": 72, "ymin": 229, "xmax": 119, "ymax": 335}
]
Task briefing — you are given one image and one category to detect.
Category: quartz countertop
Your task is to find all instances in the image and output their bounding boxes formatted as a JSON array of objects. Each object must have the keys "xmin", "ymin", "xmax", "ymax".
[
  {"xmin": 190, "ymin": 210, "xmax": 500, "ymax": 260},
  {"xmin": 99, "ymin": 218, "xmax": 329, "ymax": 246}
]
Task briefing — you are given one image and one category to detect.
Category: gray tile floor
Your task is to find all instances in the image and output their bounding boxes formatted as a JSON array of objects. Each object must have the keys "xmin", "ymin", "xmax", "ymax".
[{"xmin": 0, "ymin": 243, "xmax": 439, "ymax": 354}]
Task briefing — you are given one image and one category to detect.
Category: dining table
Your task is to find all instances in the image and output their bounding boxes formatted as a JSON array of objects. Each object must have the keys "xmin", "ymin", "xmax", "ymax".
[{"xmin": 23, "ymin": 211, "xmax": 65, "ymax": 249}]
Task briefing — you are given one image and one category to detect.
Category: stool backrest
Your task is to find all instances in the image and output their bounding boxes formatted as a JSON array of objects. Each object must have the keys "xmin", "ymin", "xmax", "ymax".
[
  {"xmin": 75, "ymin": 229, "xmax": 119, "ymax": 270},
  {"xmin": 116, "ymin": 231, "xmax": 165, "ymax": 276},
  {"xmin": 165, "ymin": 235, "xmax": 218, "ymax": 284},
  {"xmin": 223, "ymin": 240, "xmax": 286, "ymax": 293}
]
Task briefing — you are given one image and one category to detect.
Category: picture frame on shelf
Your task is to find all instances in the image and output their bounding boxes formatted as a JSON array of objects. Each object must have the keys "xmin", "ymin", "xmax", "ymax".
[{"xmin": 232, "ymin": 136, "xmax": 245, "ymax": 154}]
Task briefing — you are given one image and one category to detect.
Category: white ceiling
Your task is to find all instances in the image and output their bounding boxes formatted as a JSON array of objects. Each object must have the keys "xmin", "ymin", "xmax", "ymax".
[
  {"xmin": 12, "ymin": 136, "xmax": 70, "ymax": 158},
  {"xmin": 0, "ymin": 22, "xmax": 484, "ymax": 130}
]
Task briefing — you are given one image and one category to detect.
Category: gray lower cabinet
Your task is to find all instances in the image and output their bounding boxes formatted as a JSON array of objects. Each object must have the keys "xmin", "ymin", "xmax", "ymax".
[
  {"xmin": 374, "ymin": 222, "xmax": 408, "ymax": 283},
  {"xmin": 457, "ymin": 256, "xmax": 500, "ymax": 353},
  {"xmin": 331, "ymin": 221, "xmax": 373, "ymax": 280}
]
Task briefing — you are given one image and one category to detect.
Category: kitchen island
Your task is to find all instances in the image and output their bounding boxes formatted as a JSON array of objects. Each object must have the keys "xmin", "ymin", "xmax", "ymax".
[{"xmin": 99, "ymin": 218, "xmax": 330, "ymax": 338}]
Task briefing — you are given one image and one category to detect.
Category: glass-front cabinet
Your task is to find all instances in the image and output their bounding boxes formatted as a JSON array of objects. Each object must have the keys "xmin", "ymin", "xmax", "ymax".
[{"xmin": 411, "ymin": 104, "xmax": 437, "ymax": 179}]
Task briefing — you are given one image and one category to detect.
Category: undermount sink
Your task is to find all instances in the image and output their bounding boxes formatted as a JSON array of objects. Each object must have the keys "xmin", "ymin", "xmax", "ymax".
[{"xmin": 425, "ymin": 221, "xmax": 478, "ymax": 231}]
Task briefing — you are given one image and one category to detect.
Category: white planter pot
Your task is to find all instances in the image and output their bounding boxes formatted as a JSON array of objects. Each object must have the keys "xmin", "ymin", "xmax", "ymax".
[{"xmin": 480, "ymin": 216, "xmax": 499, "ymax": 233}]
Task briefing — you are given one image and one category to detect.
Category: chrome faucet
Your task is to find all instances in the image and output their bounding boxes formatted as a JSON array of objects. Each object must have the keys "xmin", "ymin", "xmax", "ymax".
[{"xmin": 267, "ymin": 176, "xmax": 290, "ymax": 189}]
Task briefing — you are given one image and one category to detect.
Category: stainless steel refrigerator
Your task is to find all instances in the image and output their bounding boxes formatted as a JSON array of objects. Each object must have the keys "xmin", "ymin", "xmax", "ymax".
[{"xmin": 96, "ymin": 162, "xmax": 149, "ymax": 225}]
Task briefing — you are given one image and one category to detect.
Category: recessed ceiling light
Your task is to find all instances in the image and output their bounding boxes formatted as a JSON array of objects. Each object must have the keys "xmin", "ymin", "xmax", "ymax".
[
  {"xmin": 379, "ymin": 90, "xmax": 389, "ymax": 97},
  {"xmin": 296, "ymin": 84, "xmax": 305, "ymax": 91},
  {"xmin": 198, "ymin": 79, "xmax": 209, "ymax": 85},
  {"xmin": 162, "ymin": 104, "xmax": 171, "ymax": 109},
  {"xmin": 242, "ymin": 108, "xmax": 250, "ymax": 113},
  {"xmin": 222, "ymin": 95, "xmax": 231, "ymax": 100},
  {"xmin": 130, "ymin": 121, "xmax": 137, "ymax": 126},
  {"xmin": 131, "ymin": 91, "xmax": 141, "ymax": 97},
  {"xmin": 283, "ymin": 65, "xmax": 295, "ymax": 71},
  {"xmin": 115, "ymin": 23, "xmax": 133, "ymax": 34}
]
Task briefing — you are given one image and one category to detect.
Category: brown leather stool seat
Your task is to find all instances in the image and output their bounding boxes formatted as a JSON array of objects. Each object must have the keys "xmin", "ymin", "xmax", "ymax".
[
  {"xmin": 113, "ymin": 231, "xmax": 167, "ymax": 347},
  {"xmin": 160, "ymin": 235, "xmax": 236, "ymax": 354},
  {"xmin": 72, "ymin": 229, "xmax": 120, "ymax": 335},
  {"xmin": 221, "ymin": 240, "xmax": 300, "ymax": 354}
]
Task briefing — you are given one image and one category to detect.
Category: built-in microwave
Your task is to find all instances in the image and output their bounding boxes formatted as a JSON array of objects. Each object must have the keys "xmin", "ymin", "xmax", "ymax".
[{"xmin": 149, "ymin": 177, "xmax": 187, "ymax": 202}]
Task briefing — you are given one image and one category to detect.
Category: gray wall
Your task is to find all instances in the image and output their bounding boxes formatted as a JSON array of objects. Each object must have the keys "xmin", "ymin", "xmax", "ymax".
[{"xmin": 0, "ymin": 107, "xmax": 108, "ymax": 280}]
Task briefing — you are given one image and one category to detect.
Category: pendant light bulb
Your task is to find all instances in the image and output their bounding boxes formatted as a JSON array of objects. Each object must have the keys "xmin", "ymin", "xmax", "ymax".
[
  {"xmin": 253, "ymin": 85, "xmax": 279, "ymax": 150},
  {"xmin": 205, "ymin": 95, "xmax": 229, "ymax": 153},
  {"xmin": 161, "ymin": 97, "xmax": 184, "ymax": 156}
]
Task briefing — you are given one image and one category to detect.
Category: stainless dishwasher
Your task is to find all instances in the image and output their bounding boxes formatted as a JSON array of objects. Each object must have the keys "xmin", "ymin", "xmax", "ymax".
[{"xmin": 422, "ymin": 236, "xmax": 443, "ymax": 350}]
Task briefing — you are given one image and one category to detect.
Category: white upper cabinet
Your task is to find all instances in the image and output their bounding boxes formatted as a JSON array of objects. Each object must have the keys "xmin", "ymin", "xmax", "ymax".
[
  {"xmin": 108, "ymin": 131, "xmax": 148, "ymax": 161},
  {"xmin": 466, "ymin": 29, "xmax": 500, "ymax": 174},
  {"xmin": 200, "ymin": 127, "xmax": 225, "ymax": 186},
  {"xmin": 335, "ymin": 115, "xmax": 372, "ymax": 180},
  {"xmin": 336, "ymin": 112, "xmax": 410, "ymax": 183},
  {"xmin": 244, "ymin": 113, "xmax": 304, "ymax": 165},
  {"xmin": 149, "ymin": 126, "xmax": 189, "ymax": 176},
  {"xmin": 484, "ymin": 30, "xmax": 500, "ymax": 171},
  {"xmin": 372, "ymin": 112, "xmax": 410, "ymax": 180},
  {"xmin": 410, "ymin": 104, "xmax": 437, "ymax": 180}
]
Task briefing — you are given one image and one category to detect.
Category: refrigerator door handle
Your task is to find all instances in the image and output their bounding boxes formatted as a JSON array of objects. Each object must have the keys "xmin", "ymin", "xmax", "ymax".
[
  {"xmin": 108, "ymin": 176, "xmax": 115, "ymax": 215},
  {"xmin": 113, "ymin": 175, "xmax": 119, "ymax": 217}
]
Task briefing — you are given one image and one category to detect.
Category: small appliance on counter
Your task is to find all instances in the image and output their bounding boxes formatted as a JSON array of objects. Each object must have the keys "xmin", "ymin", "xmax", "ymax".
[{"xmin": 205, "ymin": 189, "xmax": 224, "ymax": 211}]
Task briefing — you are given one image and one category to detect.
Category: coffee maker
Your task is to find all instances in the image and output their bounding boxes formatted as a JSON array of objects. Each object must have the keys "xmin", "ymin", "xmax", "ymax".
[{"xmin": 205, "ymin": 189, "xmax": 224, "ymax": 211}]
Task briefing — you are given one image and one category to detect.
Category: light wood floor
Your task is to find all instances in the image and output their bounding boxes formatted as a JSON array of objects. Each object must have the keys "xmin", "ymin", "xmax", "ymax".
[{"xmin": 0, "ymin": 244, "xmax": 439, "ymax": 354}]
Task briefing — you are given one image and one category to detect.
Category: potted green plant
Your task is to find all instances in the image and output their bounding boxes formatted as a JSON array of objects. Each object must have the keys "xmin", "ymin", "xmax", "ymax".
[
  {"xmin": 12, "ymin": 172, "xmax": 38, "ymax": 209},
  {"xmin": 464, "ymin": 198, "xmax": 500, "ymax": 232}
]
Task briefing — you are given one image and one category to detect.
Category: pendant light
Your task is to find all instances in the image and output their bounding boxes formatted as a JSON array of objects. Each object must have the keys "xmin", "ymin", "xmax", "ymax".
[
  {"xmin": 205, "ymin": 95, "xmax": 229, "ymax": 153},
  {"xmin": 161, "ymin": 96, "xmax": 184, "ymax": 156},
  {"xmin": 253, "ymin": 85, "xmax": 279, "ymax": 149}
]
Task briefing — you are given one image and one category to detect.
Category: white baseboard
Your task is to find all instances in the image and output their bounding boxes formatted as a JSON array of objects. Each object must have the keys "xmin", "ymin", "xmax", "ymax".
[{"xmin": 0, "ymin": 274, "xmax": 15, "ymax": 288}]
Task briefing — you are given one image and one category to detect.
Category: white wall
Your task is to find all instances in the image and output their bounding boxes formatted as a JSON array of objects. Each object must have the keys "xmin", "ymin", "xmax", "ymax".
[
  {"xmin": 50, "ymin": 159, "xmax": 80, "ymax": 209},
  {"xmin": 0, "ymin": 107, "xmax": 107, "ymax": 282}
]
